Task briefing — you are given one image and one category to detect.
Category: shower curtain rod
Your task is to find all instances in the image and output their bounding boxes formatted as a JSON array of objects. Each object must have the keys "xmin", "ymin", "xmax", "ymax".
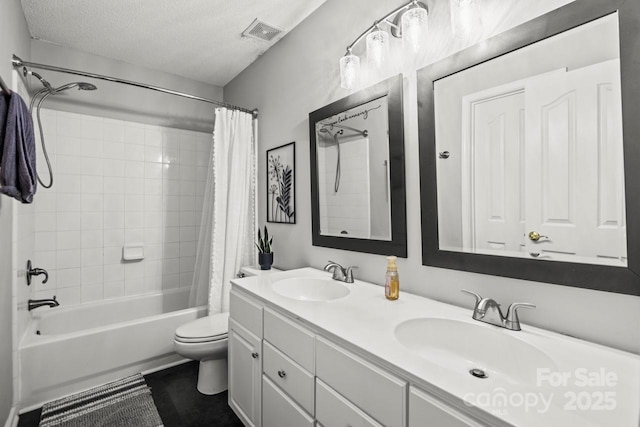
[{"xmin": 11, "ymin": 55, "xmax": 258, "ymax": 118}]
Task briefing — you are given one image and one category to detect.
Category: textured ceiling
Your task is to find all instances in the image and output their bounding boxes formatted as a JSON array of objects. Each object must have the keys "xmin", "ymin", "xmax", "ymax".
[{"xmin": 20, "ymin": 0, "xmax": 326, "ymax": 86}]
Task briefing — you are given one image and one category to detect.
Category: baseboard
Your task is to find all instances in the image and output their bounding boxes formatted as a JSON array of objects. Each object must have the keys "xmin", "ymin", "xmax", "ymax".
[{"xmin": 3, "ymin": 406, "xmax": 18, "ymax": 427}]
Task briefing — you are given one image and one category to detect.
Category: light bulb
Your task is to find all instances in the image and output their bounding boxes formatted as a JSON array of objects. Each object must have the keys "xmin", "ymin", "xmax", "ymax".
[
  {"xmin": 451, "ymin": 0, "xmax": 482, "ymax": 38},
  {"xmin": 402, "ymin": 6, "xmax": 427, "ymax": 52},
  {"xmin": 366, "ymin": 27, "xmax": 389, "ymax": 68},
  {"xmin": 339, "ymin": 52, "xmax": 360, "ymax": 89}
]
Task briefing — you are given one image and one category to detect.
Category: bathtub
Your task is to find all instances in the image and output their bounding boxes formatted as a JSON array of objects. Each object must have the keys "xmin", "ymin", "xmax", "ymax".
[{"xmin": 19, "ymin": 288, "xmax": 207, "ymax": 409}]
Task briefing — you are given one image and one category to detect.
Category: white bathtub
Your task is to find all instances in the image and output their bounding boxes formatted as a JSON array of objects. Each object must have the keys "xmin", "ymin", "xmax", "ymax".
[{"xmin": 19, "ymin": 288, "xmax": 207, "ymax": 409}]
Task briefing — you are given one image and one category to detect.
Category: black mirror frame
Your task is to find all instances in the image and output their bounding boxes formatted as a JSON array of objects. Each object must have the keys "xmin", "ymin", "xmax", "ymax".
[
  {"xmin": 309, "ymin": 74, "xmax": 407, "ymax": 257},
  {"xmin": 417, "ymin": 0, "xmax": 640, "ymax": 295}
]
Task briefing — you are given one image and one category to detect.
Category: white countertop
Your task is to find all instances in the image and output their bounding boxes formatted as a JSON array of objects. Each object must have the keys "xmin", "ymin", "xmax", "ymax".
[{"xmin": 231, "ymin": 267, "xmax": 640, "ymax": 427}]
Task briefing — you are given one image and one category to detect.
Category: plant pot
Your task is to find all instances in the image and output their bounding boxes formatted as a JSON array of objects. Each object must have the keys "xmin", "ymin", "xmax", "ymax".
[{"xmin": 258, "ymin": 252, "xmax": 274, "ymax": 270}]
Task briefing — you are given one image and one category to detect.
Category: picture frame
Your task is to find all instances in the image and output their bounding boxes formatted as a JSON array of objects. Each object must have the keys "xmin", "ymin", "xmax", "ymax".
[{"xmin": 267, "ymin": 142, "xmax": 296, "ymax": 224}]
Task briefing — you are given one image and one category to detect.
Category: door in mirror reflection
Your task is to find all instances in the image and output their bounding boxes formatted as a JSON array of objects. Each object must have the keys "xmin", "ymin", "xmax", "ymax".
[
  {"xmin": 436, "ymin": 13, "xmax": 626, "ymax": 267},
  {"xmin": 315, "ymin": 96, "xmax": 392, "ymax": 241}
]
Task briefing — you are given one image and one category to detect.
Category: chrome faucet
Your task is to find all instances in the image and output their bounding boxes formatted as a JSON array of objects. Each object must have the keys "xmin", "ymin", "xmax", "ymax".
[
  {"xmin": 324, "ymin": 261, "xmax": 358, "ymax": 283},
  {"xmin": 28, "ymin": 296, "xmax": 60, "ymax": 311},
  {"xmin": 461, "ymin": 290, "xmax": 535, "ymax": 331}
]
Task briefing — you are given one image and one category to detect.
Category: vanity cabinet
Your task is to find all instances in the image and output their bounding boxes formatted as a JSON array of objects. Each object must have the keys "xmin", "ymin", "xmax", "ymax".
[
  {"xmin": 229, "ymin": 290, "xmax": 264, "ymax": 427},
  {"xmin": 229, "ymin": 286, "xmax": 486, "ymax": 427}
]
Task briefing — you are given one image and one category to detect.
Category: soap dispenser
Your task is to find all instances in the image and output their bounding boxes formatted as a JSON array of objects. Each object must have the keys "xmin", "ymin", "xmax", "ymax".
[{"xmin": 385, "ymin": 256, "xmax": 399, "ymax": 300}]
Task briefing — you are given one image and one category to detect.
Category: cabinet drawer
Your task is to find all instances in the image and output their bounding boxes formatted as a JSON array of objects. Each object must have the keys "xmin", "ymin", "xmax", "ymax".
[
  {"xmin": 316, "ymin": 379, "xmax": 383, "ymax": 427},
  {"xmin": 264, "ymin": 307, "xmax": 315, "ymax": 372},
  {"xmin": 263, "ymin": 341, "xmax": 314, "ymax": 415},
  {"xmin": 230, "ymin": 289, "xmax": 263, "ymax": 338},
  {"xmin": 263, "ymin": 376, "xmax": 314, "ymax": 427},
  {"xmin": 316, "ymin": 337, "xmax": 406, "ymax": 427},
  {"xmin": 409, "ymin": 386, "xmax": 481, "ymax": 427}
]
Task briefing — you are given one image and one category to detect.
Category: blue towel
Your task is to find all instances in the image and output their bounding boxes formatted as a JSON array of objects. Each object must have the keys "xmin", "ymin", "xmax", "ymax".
[{"xmin": 0, "ymin": 91, "xmax": 37, "ymax": 203}]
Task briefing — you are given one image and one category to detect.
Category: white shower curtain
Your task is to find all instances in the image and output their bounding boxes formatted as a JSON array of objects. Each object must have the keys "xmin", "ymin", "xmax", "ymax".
[{"xmin": 190, "ymin": 108, "xmax": 257, "ymax": 314}]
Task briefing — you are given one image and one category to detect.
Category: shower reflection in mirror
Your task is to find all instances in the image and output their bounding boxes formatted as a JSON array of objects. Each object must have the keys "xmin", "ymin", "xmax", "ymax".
[{"xmin": 315, "ymin": 96, "xmax": 391, "ymax": 240}]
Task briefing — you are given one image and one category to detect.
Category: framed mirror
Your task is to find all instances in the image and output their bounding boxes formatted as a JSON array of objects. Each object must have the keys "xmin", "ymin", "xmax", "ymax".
[
  {"xmin": 310, "ymin": 74, "xmax": 407, "ymax": 256},
  {"xmin": 418, "ymin": 0, "xmax": 640, "ymax": 295}
]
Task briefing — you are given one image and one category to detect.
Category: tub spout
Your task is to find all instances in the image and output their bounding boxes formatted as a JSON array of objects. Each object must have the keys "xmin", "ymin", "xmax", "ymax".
[{"xmin": 28, "ymin": 296, "xmax": 60, "ymax": 311}]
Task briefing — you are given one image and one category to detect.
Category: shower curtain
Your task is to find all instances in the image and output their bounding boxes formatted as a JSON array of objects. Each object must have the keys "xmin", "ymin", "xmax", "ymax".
[{"xmin": 190, "ymin": 108, "xmax": 257, "ymax": 314}]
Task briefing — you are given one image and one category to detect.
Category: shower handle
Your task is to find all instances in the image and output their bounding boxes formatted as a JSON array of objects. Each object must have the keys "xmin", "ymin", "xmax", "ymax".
[{"xmin": 26, "ymin": 260, "xmax": 49, "ymax": 286}]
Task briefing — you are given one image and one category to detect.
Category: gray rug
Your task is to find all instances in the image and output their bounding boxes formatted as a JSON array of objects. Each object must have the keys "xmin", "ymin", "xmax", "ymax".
[{"xmin": 39, "ymin": 373, "xmax": 163, "ymax": 427}]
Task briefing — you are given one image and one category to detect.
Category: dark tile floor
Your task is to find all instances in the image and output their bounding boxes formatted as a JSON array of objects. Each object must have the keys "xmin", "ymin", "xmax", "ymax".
[{"xmin": 18, "ymin": 361, "xmax": 244, "ymax": 427}]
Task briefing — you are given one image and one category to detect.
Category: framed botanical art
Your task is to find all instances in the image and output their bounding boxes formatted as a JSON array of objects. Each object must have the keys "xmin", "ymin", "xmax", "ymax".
[{"xmin": 267, "ymin": 142, "xmax": 296, "ymax": 224}]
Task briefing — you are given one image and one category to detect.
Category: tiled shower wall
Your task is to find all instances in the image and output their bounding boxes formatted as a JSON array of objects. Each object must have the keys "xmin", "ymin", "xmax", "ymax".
[{"xmin": 30, "ymin": 109, "xmax": 212, "ymax": 306}]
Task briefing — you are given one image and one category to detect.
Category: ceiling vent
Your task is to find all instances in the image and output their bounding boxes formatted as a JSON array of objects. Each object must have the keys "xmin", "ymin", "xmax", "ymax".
[{"xmin": 242, "ymin": 19, "xmax": 283, "ymax": 42}]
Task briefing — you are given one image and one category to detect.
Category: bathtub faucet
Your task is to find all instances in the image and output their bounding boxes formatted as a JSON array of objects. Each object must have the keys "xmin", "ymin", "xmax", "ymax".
[{"xmin": 28, "ymin": 296, "xmax": 60, "ymax": 311}]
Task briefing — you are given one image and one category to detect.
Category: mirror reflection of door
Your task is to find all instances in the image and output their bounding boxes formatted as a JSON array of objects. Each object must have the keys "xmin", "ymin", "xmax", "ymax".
[
  {"xmin": 315, "ymin": 96, "xmax": 392, "ymax": 241},
  {"xmin": 525, "ymin": 59, "xmax": 625, "ymax": 265},
  {"xmin": 462, "ymin": 60, "xmax": 626, "ymax": 265}
]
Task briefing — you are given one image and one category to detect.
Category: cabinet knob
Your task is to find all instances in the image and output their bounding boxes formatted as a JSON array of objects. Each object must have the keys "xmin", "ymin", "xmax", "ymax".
[
  {"xmin": 277, "ymin": 370, "xmax": 286, "ymax": 378},
  {"xmin": 251, "ymin": 352, "xmax": 259, "ymax": 359}
]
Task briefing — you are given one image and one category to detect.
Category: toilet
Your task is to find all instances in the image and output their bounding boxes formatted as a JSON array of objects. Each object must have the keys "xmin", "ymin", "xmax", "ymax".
[
  {"xmin": 174, "ymin": 312, "xmax": 230, "ymax": 395},
  {"xmin": 174, "ymin": 266, "xmax": 281, "ymax": 394}
]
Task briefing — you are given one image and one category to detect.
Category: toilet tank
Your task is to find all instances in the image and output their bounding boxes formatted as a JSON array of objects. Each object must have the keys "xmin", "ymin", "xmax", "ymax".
[{"xmin": 239, "ymin": 266, "xmax": 283, "ymax": 277}]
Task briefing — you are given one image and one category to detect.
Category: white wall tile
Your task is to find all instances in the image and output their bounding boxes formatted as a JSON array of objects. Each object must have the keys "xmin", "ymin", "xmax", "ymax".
[
  {"xmin": 81, "ymin": 284, "xmax": 103, "ymax": 303},
  {"xmin": 104, "ymin": 159, "xmax": 125, "ymax": 178},
  {"xmin": 81, "ymin": 194, "xmax": 104, "ymax": 212},
  {"xmin": 57, "ymin": 268, "xmax": 81, "ymax": 288},
  {"xmin": 125, "ymin": 161, "xmax": 145, "ymax": 178},
  {"xmin": 56, "ymin": 212, "xmax": 80, "ymax": 231},
  {"xmin": 104, "ymin": 212, "xmax": 125, "ymax": 229},
  {"xmin": 57, "ymin": 249, "xmax": 81, "ymax": 269},
  {"xmin": 104, "ymin": 281, "xmax": 125, "ymax": 299},
  {"xmin": 81, "ymin": 176, "xmax": 104, "ymax": 194},
  {"xmin": 104, "ymin": 142, "xmax": 125, "ymax": 159},
  {"xmin": 81, "ymin": 265, "xmax": 103, "ymax": 285},
  {"xmin": 57, "ymin": 193, "xmax": 81, "ymax": 212},
  {"xmin": 103, "ymin": 229, "xmax": 124, "ymax": 247},
  {"xmin": 33, "ymin": 109, "xmax": 212, "ymax": 305},
  {"xmin": 57, "ymin": 230, "xmax": 81, "ymax": 250},
  {"xmin": 56, "ymin": 174, "xmax": 83, "ymax": 193},
  {"xmin": 104, "ymin": 194, "xmax": 125, "ymax": 211},
  {"xmin": 124, "ymin": 125, "xmax": 144, "ymax": 145},
  {"xmin": 82, "ymin": 230, "xmax": 104, "ymax": 248}
]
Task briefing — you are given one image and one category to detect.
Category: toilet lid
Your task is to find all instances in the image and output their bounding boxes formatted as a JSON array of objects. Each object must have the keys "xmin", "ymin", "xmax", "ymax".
[{"xmin": 175, "ymin": 313, "xmax": 229, "ymax": 343}]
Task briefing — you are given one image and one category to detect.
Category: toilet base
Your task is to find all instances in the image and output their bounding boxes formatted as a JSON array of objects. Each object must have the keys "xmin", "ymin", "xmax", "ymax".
[{"xmin": 197, "ymin": 358, "xmax": 228, "ymax": 395}]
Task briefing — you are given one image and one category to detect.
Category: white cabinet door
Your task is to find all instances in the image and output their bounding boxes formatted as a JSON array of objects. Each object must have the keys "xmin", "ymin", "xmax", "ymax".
[
  {"xmin": 316, "ymin": 337, "xmax": 406, "ymax": 427},
  {"xmin": 409, "ymin": 387, "xmax": 481, "ymax": 427},
  {"xmin": 229, "ymin": 319, "xmax": 262, "ymax": 427},
  {"xmin": 263, "ymin": 376, "xmax": 314, "ymax": 427}
]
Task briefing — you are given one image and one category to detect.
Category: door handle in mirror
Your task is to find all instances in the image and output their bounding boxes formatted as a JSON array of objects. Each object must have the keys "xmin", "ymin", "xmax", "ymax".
[{"xmin": 528, "ymin": 231, "xmax": 549, "ymax": 242}]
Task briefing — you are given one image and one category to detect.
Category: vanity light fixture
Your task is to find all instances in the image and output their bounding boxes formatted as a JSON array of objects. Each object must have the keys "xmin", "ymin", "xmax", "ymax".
[{"xmin": 339, "ymin": 0, "xmax": 429, "ymax": 89}]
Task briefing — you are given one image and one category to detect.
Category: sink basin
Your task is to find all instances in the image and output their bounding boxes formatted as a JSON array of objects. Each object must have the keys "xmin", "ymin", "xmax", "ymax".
[
  {"xmin": 271, "ymin": 277, "xmax": 350, "ymax": 302},
  {"xmin": 394, "ymin": 318, "xmax": 556, "ymax": 385}
]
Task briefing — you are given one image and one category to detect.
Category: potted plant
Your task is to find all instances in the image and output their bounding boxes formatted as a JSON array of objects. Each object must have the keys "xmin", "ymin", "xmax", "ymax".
[{"xmin": 256, "ymin": 225, "xmax": 273, "ymax": 270}]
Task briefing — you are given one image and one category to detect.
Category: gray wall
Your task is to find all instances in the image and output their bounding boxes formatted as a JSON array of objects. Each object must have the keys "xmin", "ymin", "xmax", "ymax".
[
  {"xmin": 0, "ymin": 0, "xmax": 32, "ymax": 422},
  {"xmin": 225, "ymin": 0, "xmax": 640, "ymax": 354},
  {"xmin": 29, "ymin": 41, "xmax": 224, "ymax": 133}
]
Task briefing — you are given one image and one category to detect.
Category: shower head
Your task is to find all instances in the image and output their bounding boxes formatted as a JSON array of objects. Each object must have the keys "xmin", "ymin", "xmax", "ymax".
[{"xmin": 54, "ymin": 82, "xmax": 98, "ymax": 93}]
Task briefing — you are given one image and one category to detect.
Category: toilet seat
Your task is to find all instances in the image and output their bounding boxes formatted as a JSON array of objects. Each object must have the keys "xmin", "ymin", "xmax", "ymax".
[{"xmin": 175, "ymin": 313, "xmax": 229, "ymax": 343}]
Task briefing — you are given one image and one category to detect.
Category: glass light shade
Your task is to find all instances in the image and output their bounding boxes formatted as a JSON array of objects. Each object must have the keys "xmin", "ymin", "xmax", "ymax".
[
  {"xmin": 366, "ymin": 28, "xmax": 389, "ymax": 68},
  {"xmin": 339, "ymin": 53, "xmax": 360, "ymax": 89},
  {"xmin": 451, "ymin": 0, "xmax": 482, "ymax": 38},
  {"xmin": 401, "ymin": 6, "xmax": 428, "ymax": 52}
]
